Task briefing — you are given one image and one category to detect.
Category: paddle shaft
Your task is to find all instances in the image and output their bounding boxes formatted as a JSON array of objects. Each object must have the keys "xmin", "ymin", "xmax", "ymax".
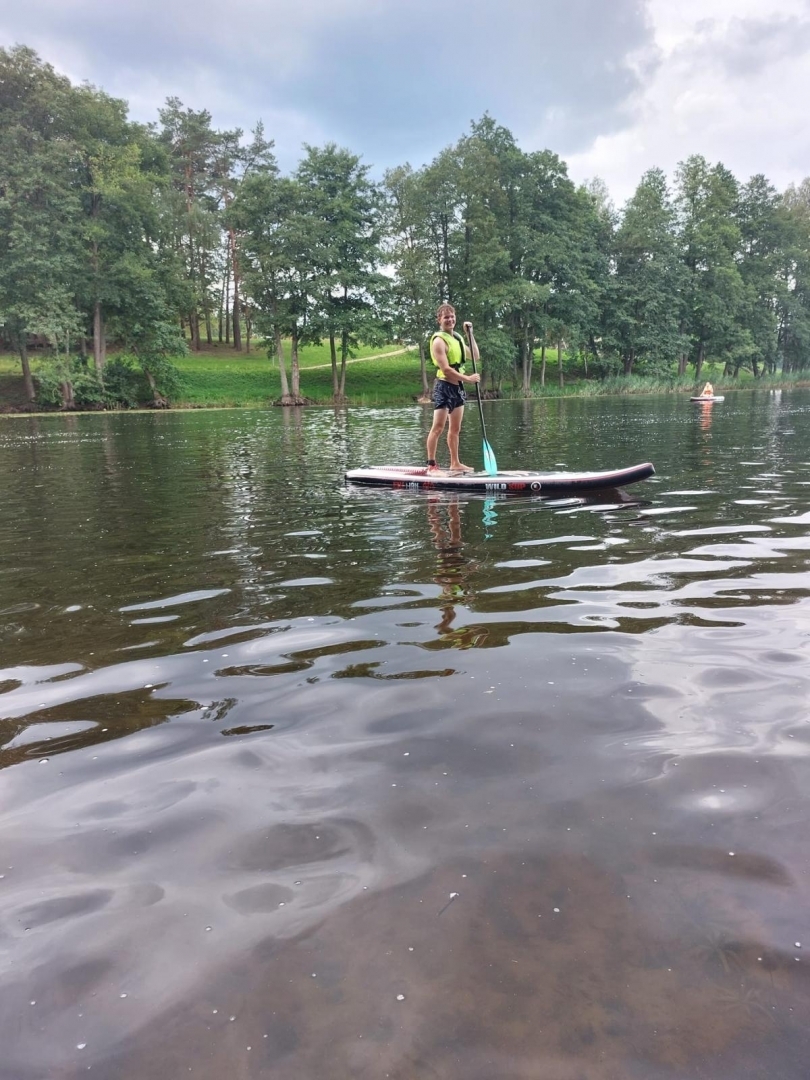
[
  {"xmin": 464, "ymin": 324, "xmax": 497, "ymax": 475},
  {"xmin": 464, "ymin": 325, "xmax": 489, "ymax": 443}
]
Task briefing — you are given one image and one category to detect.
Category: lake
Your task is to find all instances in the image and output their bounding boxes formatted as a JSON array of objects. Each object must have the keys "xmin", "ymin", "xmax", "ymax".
[{"xmin": 1, "ymin": 391, "xmax": 809, "ymax": 1079}]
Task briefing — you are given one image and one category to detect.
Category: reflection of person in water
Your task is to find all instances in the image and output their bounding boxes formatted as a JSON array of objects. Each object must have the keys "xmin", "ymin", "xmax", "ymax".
[{"xmin": 427, "ymin": 495, "xmax": 488, "ymax": 648}]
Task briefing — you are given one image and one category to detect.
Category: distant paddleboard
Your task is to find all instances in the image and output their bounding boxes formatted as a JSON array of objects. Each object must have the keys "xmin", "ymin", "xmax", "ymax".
[
  {"xmin": 345, "ymin": 462, "xmax": 655, "ymax": 495},
  {"xmin": 691, "ymin": 395, "xmax": 725, "ymax": 402}
]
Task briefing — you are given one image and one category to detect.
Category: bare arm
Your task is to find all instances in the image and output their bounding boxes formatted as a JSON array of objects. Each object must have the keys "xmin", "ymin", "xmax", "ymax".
[
  {"xmin": 463, "ymin": 322, "xmax": 480, "ymax": 365},
  {"xmin": 431, "ymin": 335, "xmax": 480, "ymax": 385}
]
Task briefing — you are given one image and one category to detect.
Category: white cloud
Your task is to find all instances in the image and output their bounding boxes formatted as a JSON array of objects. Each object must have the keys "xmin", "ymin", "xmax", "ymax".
[{"xmin": 566, "ymin": 0, "xmax": 810, "ymax": 204}]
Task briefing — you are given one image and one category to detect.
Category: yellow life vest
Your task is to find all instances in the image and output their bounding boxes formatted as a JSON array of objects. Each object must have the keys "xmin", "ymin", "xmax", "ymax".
[{"xmin": 430, "ymin": 331, "xmax": 467, "ymax": 380}]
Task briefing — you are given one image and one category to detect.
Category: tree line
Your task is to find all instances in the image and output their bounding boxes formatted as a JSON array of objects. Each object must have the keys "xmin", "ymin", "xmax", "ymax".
[{"xmin": 2, "ymin": 45, "xmax": 810, "ymax": 409}]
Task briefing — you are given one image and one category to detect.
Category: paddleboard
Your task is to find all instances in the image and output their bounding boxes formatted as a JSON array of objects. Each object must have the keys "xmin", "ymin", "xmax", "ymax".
[
  {"xmin": 345, "ymin": 462, "xmax": 655, "ymax": 495},
  {"xmin": 691, "ymin": 395, "xmax": 725, "ymax": 402}
]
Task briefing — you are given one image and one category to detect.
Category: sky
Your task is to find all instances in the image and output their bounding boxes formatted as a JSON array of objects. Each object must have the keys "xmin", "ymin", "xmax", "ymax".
[{"xmin": 1, "ymin": 0, "xmax": 809, "ymax": 204}]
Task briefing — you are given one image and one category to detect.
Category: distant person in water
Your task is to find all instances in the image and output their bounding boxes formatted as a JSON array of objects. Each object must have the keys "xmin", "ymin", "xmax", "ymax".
[
  {"xmin": 701, "ymin": 381, "xmax": 714, "ymax": 397},
  {"xmin": 425, "ymin": 304, "xmax": 481, "ymax": 473}
]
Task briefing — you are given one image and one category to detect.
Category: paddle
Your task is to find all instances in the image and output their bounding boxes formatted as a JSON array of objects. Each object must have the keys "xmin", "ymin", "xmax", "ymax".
[{"xmin": 464, "ymin": 323, "xmax": 498, "ymax": 475}]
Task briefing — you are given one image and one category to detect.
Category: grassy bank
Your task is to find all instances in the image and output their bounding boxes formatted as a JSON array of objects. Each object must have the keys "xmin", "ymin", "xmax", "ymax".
[
  {"xmin": 172, "ymin": 344, "xmax": 420, "ymax": 406},
  {"xmin": 1, "ymin": 344, "xmax": 808, "ymax": 413},
  {"xmin": 0, "ymin": 344, "xmax": 429, "ymax": 410}
]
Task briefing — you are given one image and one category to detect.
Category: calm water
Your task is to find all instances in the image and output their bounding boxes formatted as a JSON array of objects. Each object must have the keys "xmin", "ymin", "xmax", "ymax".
[{"xmin": 1, "ymin": 392, "xmax": 810, "ymax": 1079}]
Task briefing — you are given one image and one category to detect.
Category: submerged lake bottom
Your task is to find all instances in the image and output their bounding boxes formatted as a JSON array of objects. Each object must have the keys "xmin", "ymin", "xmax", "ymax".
[{"xmin": 1, "ymin": 392, "xmax": 810, "ymax": 1078}]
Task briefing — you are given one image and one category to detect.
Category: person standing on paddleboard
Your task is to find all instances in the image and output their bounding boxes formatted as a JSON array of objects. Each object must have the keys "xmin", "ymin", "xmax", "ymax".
[{"xmin": 426, "ymin": 303, "xmax": 482, "ymax": 473}]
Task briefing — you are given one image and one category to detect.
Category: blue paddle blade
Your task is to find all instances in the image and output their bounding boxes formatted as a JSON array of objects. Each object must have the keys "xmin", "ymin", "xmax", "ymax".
[
  {"xmin": 483, "ymin": 440, "xmax": 498, "ymax": 476},
  {"xmin": 483, "ymin": 498, "xmax": 498, "ymax": 536}
]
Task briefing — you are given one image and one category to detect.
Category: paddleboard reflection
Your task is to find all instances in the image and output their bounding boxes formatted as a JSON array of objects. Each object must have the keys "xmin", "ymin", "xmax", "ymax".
[{"xmin": 426, "ymin": 495, "xmax": 489, "ymax": 649}]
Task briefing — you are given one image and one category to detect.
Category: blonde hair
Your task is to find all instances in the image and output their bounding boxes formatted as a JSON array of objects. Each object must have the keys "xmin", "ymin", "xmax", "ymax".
[{"xmin": 436, "ymin": 303, "xmax": 455, "ymax": 319}]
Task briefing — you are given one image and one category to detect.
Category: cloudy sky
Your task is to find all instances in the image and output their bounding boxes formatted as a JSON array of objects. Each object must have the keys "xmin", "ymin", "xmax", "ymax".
[{"xmin": 1, "ymin": 0, "xmax": 809, "ymax": 203}]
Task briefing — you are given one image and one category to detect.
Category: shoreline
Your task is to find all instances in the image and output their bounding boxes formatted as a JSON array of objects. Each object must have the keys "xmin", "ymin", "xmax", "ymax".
[
  {"xmin": 2, "ymin": 380, "xmax": 809, "ymax": 419},
  {"xmin": 4, "ymin": 344, "xmax": 809, "ymax": 416}
]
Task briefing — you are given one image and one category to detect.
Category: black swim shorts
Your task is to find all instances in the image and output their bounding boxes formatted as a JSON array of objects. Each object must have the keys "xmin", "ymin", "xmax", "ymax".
[{"xmin": 432, "ymin": 378, "xmax": 466, "ymax": 413}]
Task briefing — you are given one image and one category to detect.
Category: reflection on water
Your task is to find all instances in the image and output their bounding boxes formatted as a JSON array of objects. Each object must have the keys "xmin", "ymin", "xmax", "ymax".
[
  {"xmin": 427, "ymin": 495, "xmax": 488, "ymax": 648},
  {"xmin": 1, "ymin": 393, "xmax": 810, "ymax": 1079}
]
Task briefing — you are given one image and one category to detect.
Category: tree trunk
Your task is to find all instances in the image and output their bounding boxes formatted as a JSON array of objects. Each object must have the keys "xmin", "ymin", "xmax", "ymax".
[
  {"xmin": 224, "ymin": 262, "xmax": 231, "ymax": 344},
  {"xmin": 527, "ymin": 328, "xmax": 533, "ymax": 401},
  {"xmin": 274, "ymin": 325, "xmax": 291, "ymax": 400},
  {"xmin": 229, "ymin": 229, "xmax": 242, "ymax": 351},
  {"xmin": 232, "ymin": 295, "xmax": 241, "ymax": 352},
  {"xmin": 189, "ymin": 310, "xmax": 201, "ymax": 352},
  {"xmin": 418, "ymin": 341, "xmax": 429, "ymax": 396},
  {"xmin": 18, "ymin": 339, "xmax": 35, "ymax": 403},
  {"xmin": 558, "ymin": 340, "xmax": 564, "ymax": 388},
  {"xmin": 245, "ymin": 307, "xmax": 252, "ymax": 354},
  {"xmin": 290, "ymin": 325, "xmax": 301, "ymax": 399},
  {"xmin": 540, "ymin": 343, "xmax": 546, "ymax": 387},
  {"xmin": 93, "ymin": 301, "xmax": 106, "ymax": 375},
  {"xmin": 695, "ymin": 341, "xmax": 704, "ymax": 380},
  {"xmin": 339, "ymin": 329, "xmax": 348, "ymax": 399},
  {"xmin": 218, "ymin": 272, "xmax": 225, "ymax": 343},
  {"xmin": 199, "ymin": 251, "xmax": 213, "ymax": 345},
  {"xmin": 204, "ymin": 305, "xmax": 213, "ymax": 346},
  {"xmin": 329, "ymin": 330, "xmax": 339, "ymax": 398},
  {"xmin": 623, "ymin": 349, "xmax": 634, "ymax": 376},
  {"xmin": 60, "ymin": 379, "xmax": 75, "ymax": 409},
  {"xmin": 144, "ymin": 368, "xmax": 168, "ymax": 407}
]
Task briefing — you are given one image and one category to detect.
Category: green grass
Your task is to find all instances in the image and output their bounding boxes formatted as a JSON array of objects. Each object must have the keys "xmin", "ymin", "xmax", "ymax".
[
  {"xmin": 173, "ymin": 345, "xmax": 421, "ymax": 406},
  {"xmin": 0, "ymin": 354, "xmax": 21, "ymax": 376}
]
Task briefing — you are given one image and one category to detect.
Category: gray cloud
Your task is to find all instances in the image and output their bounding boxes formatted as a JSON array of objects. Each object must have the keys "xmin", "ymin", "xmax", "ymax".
[
  {"xmin": 0, "ymin": 0, "xmax": 655, "ymax": 172},
  {"xmin": 700, "ymin": 11, "xmax": 810, "ymax": 77},
  {"xmin": 721, "ymin": 13, "xmax": 810, "ymax": 75}
]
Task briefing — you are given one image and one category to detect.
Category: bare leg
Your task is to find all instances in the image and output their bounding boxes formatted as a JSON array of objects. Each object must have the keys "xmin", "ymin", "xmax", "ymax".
[
  {"xmin": 427, "ymin": 408, "xmax": 448, "ymax": 464},
  {"xmin": 447, "ymin": 406, "xmax": 468, "ymax": 470}
]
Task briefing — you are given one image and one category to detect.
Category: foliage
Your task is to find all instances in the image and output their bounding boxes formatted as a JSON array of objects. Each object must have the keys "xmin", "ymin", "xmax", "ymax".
[
  {"xmin": 32, "ymin": 353, "xmax": 175, "ymax": 409},
  {"xmin": 605, "ymin": 168, "xmax": 686, "ymax": 376}
]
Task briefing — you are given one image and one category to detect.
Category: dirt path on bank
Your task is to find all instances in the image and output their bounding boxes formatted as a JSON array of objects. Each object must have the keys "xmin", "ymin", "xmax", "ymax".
[{"xmin": 304, "ymin": 347, "xmax": 410, "ymax": 370}]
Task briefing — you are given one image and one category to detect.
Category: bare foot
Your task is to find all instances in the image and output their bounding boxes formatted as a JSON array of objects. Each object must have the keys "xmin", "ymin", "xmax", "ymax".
[{"xmin": 449, "ymin": 463, "xmax": 475, "ymax": 474}]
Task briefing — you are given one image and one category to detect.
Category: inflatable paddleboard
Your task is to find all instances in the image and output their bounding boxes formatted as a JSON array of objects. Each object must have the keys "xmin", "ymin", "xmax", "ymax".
[
  {"xmin": 691, "ymin": 395, "xmax": 724, "ymax": 402},
  {"xmin": 345, "ymin": 462, "xmax": 655, "ymax": 495}
]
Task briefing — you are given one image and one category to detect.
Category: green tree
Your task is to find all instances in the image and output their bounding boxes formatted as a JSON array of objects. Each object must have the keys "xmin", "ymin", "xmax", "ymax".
[
  {"xmin": 607, "ymin": 168, "xmax": 686, "ymax": 376},
  {"xmin": 159, "ymin": 99, "xmax": 237, "ymax": 351},
  {"xmin": 296, "ymin": 143, "xmax": 387, "ymax": 401},
  {"xmin": 232, "ymin": 172, "xmax": 313, "ymax": 403},
  {"xmin": 778, "ymin": 179, "xmax": 810, "ymax": 373},
  {"xmin": 212, "ymin": 122, "xmax": 276, "ymax": 351},
  {"xmin": 0, "ymin": 46, "xmax": 82, "ymax": 403},
  {"xmin": 675, "ymin": 156, "xmax": 745, "ymax": 379},
  {"xmin": 70, "ymin": 85, "xmax": 178, "ymax": 377},
  {"xmin": 383, "ymin": 164, "xmax": 438, "ymax": 397},
  {"xmin": 735, "ymin": 174, "xmax": 787, "ymax": 377}
]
